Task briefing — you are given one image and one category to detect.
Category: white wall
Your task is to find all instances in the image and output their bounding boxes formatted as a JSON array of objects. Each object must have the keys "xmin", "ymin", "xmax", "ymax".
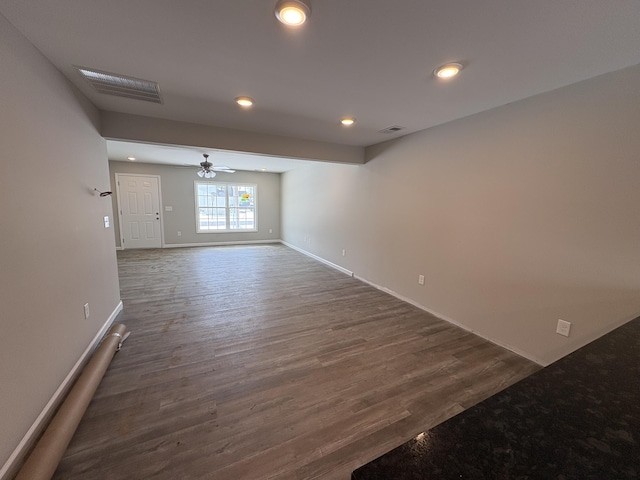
[
  {"xmin": 282, "ymin": 64, "xmax": 640, "ymax": 366},
  {"xmin": 0, "ymin": 14, "xmax": 121, "ymax": 473},
  {"xmin": 108, "ymin": 161, "xmax": 281, "ymax": 247},
  {"xmin": 102, "ymin": 111, "xmax": 365, "ymax": 165}
]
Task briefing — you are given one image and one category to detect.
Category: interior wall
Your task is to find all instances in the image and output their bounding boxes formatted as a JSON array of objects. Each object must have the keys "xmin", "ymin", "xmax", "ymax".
[
  {"xmin": 109, "ymin": 161, "xmax": 281, "ymax": 247},
  {"xmin": 0, "ymin": 14, "xmax": 121, "ymax": 472},
  {"xmin": 102, "ymin": 112, "xmax": 365, "ymax": 164},
  {"xmin": 282, "ymin": 64, "xmax": 640, "ymax": 366}
]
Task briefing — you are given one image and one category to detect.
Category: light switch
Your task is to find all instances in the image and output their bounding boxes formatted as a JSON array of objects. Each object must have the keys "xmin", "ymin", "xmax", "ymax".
[{"xmin": 103, "ymin": 216, "xmax": 110, "ymax": 228}]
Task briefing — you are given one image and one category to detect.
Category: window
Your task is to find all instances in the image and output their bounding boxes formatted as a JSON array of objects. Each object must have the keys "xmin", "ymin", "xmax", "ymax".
[{"xmin": 195, "ymin": 182, "xmax": 257, "ymax": 232}]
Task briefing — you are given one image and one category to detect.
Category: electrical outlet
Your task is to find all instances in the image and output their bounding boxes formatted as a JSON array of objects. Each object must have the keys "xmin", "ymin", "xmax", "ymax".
[
  {"xmin": 269, "ymin": 228, "xmax": 273, "ymax": 234},
  {"xmin": 418, "ymin": 275, "xmax": 425, "ymax": 285},
  {"xmin": 342, "ymin": 249, "xmax": 346, "ymax": 257},
  {"xmin": 177, "ymin": 231, "xmax": 182, "ymax": 237},
  {"xmin": 556, "ymin": 319, "xmax": 571, "ymax": 337},
  {"xmin": 83, "ymin": 303, "xmax": 90, "ymax": 319},
  {"xmin": 103, "ymin": 216, "xmax": 110, "ymax": 228}
]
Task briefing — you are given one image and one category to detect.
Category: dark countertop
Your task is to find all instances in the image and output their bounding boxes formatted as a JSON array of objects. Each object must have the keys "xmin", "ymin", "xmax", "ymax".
[{"xmin": 352, "ymin": 317, "xmax": 640, "ymax": 480}]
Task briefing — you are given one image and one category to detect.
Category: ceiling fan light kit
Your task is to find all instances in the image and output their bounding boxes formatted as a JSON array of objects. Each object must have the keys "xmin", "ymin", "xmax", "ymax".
[
  {"xmin": 196, "ymin": 153, "xmax": 235, "ymax": 178},
  {"xmin": 197, "ymin": 169, "xmax": 216, "ymax": 179}
]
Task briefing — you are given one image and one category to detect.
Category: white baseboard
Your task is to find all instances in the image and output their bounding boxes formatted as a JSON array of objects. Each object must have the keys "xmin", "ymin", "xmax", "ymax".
[
  {"xmin": 278, "ymin": 241, "xmax": 544, "ymax": 366},
  {"xmin": 163, "ymin": 239, "xmax": 281, "ymax": 248},
  {"xmin": 115, "ymin": 246, "xmax": 123, "ymax": 251},
  {"xmin": 280, "ymin": 241, "xmax": 353, "ymax": 277},
  {"xmin": 0, "ymin": 300, "xmax": 123, "ymax": 480},
  {"xmin": 352, "ymin": 274, "xmax": 547, "ymax": 366}
]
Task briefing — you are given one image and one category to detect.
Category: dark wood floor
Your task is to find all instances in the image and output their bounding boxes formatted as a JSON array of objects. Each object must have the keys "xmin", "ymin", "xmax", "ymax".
[{"xmin": 54, "ymin": 245, "xmax": 539, "ymax": 480}]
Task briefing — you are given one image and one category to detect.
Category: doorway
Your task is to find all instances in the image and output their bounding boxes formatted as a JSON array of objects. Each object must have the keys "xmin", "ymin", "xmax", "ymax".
[{"xmin": 115, "ymin": 173, "xmax": 162, "ymax": 249}]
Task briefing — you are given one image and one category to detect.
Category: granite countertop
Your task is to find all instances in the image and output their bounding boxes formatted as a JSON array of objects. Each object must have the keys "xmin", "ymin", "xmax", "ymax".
[{"xmin": 353, "ymin": 317, "xmax": 640, "ymax": 480}]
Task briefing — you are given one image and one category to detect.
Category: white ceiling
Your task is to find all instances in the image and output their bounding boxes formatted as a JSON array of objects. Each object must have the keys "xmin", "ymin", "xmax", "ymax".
[
  {"xmin": 106, "ymin": 140, "xmax": 316, "ymax": 172},
  {"xmin": 2, "ymin": 0, "xmax": 640, "ymax": 170}
]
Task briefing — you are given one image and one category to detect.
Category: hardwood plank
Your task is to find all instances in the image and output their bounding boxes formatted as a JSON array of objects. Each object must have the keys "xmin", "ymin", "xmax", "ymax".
[{"xmin": 54, "ymin": 245, "xmax": 539, "ymax": 479}]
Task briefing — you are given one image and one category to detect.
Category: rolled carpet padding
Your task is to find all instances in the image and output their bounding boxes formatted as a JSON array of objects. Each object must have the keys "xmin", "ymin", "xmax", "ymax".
[{"xmin": 16, "ymin": 323, "xmax": 129, "ymax": 480}]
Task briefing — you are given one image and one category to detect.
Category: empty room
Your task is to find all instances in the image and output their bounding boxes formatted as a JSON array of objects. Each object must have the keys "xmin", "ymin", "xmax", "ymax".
[{"xmin": 1, "ymin": 1, "xmax": 639, "ymax": 479}]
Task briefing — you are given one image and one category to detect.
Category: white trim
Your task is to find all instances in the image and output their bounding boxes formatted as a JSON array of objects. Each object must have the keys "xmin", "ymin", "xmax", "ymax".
[
  {"xmin": 352, "ymin": 274, "xmax": 547, "ymax": 366},
  {"xmin": 115, "ymin": 173, "xmax": 164, "ymax": 250},
  {"xmin": 194, "ymin": 181, "xmax": 258, "ymax": 233},
  {"xmin": 280, "ymin": 241, "xmax": 353, "ymax": 277},
  {"xmin": 278, "ymin": 242, "xmax": 545, "ymax": 366},
  {"xmin": 115, "ymin": 246, "xmax": 124, "ymax": 251},
  {"xmin": 0, "ymin": 301, "xmax": 123, "ymax": 480},
  {"xmin": 164, "ymin": 239, "xmax": 281, "ymax": 248}
]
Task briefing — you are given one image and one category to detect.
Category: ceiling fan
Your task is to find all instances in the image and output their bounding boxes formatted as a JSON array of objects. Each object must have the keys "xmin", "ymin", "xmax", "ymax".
[{"xmin": 196, "ymin": 154, "xmax": 236, "ymax": 178}]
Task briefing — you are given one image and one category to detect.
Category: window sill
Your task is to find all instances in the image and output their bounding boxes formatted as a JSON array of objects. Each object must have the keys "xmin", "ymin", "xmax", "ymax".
[{"xmin": 196, "ymin": 229, "xmax": 258, "ymax": 234}]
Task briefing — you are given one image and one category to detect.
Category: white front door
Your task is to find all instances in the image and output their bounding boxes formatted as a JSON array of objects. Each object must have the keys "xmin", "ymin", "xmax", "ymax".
[{"xmin": 116, "ymin": 174, "xmax": 162, "ymax": 249}]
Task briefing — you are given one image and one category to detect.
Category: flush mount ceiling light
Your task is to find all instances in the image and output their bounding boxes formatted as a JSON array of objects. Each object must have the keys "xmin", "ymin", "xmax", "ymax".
[
  {"xmin": 340, "ymin": 117, "xmax": 356, "ymax": 126},
  {"xmin": 235, "ymin": 96, "xmax": 254, "ymax": 107},
  {"xmin": 434, "ymin": 62, "xmax": 464, "ymax": 79},
  {"xmin": 275, "ymin": 0, "xmax": 311, "ymax": 26},
  {"xmin": 127, "ymin": 156, "xmax": 136, "ymax": 161}
]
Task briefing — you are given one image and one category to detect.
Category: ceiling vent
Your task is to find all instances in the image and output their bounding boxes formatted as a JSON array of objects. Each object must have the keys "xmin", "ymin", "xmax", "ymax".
[
  {"xmin": 75, "ymin": 66, "xmax": 163, "ymax": 104},
  {"xmin": 378, "ymin": 125, "xmax": 405, "ymax": 134}
]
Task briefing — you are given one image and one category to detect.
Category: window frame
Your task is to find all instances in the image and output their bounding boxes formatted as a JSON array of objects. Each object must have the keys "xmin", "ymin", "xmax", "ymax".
[{"xmin": 194, "ymin": 181, "xmax": 258, "ymax": 233}]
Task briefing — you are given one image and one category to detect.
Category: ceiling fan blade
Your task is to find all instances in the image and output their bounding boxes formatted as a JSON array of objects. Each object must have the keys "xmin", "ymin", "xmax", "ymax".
[
  {"xmin": 212, "ymin": 166, "xmax": 235, "ymax": 173},
  {"xmin": 175, "ymin": 154, "xmax": 237, "ymax": 176}
]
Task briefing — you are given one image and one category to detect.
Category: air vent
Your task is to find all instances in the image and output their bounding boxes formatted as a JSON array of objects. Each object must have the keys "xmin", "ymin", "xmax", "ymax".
[
  {"xmin": 75, "ymin": 66, "xmax": 163, "ymax": 104},
  {"xmin": 378, "ymin": 125, "xmax": 405, "ymax": 134}
]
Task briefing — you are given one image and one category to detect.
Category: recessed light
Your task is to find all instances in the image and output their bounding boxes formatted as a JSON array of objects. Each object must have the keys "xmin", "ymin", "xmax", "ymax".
[
  {"xmin": 434, "ymin": 62, "xmax": 464, "ymax": 79},
  {"xmin": 261, "ymin": 168, "xmax": 267, "ymax": 172},
  {"xmin": 127, "ymin": 156, "xmax": 136, "ymax": 161},
  {"xmin": 275, "ymin": 0, "xmax": 311, "ymax": 26},
  {"xmin": 235, "ymin": 96, "xmax": 254, "ymax": 107},
  {"xmin": 340, "ymin": 117, "xmax": 356, "ymax": 126}
]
